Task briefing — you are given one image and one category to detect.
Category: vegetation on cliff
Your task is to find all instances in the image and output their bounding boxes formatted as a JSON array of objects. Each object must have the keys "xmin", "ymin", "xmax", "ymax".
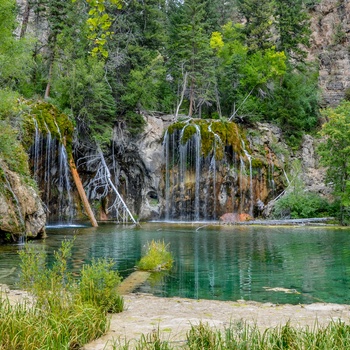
[{"xmin": 1, "ymin": 0, "xmax": 349, "ymax": 224}]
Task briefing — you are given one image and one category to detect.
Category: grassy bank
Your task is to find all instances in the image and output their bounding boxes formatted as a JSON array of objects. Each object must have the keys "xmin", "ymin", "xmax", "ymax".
[
  {"xmin": 112, "ymin": 320, "xmax": 350, "ymax": 350},
  {"xmin": 0, "ymin": 239, "xmax": 124, "ymax": 349}
]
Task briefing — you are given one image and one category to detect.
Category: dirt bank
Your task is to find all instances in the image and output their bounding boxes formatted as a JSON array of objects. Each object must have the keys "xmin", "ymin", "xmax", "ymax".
[{"xmin": 82, "ymin": 293, "xmax": 350, "ymax": 349}]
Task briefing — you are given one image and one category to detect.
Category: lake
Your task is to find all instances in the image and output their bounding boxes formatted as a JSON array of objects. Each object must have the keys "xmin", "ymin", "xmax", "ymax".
[{"xmin": 1, "ymin": 223, "xmax": 350, "ymax": 305}]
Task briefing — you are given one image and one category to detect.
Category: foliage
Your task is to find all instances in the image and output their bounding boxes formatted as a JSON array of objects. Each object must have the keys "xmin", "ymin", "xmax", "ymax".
[
  {"xmin": 263, "ymin": 65, "xmax": 320, "ymax": 147},
  {"xmin": 80, "ymin": 258, "xmax": 123, "ymax": 313},
  {"xmin": 83, "ymin": 0, "xmax": 122, "ymax": 58},
  {"xmin": 318, "ymin": 101, "xmax": 350, "ymax": 224},
  {"xmin": 273, "ymin": 190, "xmax": 331, "ymax": 219},
  {"xmin": 211, "ymin": 22, "xmax": 286, "ymax": 122},
  {"xmin": 274, "ymin": 0, "xmax": 312, "ymax": 62},
  {"xmin": 168, "ymin": 0, "xmax": 217, "ymax": 117},
  {"xmin": 11, "ymin": 239, "xmax": 125, "ymax": 349},
  {"xmin": 0, "ymin": 121, "xmax": 30, "ymax": 177},
  {"xmin": 0, "ymin": 0, "xmax": 34, "ymax": 90},
  {"xmin": 273, "ymin": 160, "xmax": 331, "ymax": 219},
  {"xmin": 0, "ymin": 0, "xmax": 321, "ymax": 148},
  {"xmin": 137, "ymin": 240, "xmax": 173, "ymax": 271},
  {"xmin": 236, "ymin": 0, "xmax": 274, "ymax": 52}
]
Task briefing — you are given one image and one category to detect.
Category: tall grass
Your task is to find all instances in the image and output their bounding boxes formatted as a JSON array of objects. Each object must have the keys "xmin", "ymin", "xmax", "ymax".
[
  {"xmin": 137, "ymin": 240, "xmax": 173, "ymax": 271},
  {"xmin": 114, "ymin": 320, "xmax": 350, "ymax": 350},
  {"xmin": 0, "ymin": 239, "xmax": 124, "ymax": 350}
]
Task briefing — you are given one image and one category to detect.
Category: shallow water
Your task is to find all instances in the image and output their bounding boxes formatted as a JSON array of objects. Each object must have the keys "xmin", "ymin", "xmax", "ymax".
[{"xmin": 1, "ymin": 223, "xmax": 350, "ymax": 305}]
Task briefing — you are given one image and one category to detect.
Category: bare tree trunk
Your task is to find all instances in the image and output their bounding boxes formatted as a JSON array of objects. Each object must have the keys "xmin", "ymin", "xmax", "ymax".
[
  {"xmin": 20, "ymin": 0, "xmax": 30, "ymax": 38},
  {"xmin": 188, "ymin": 78, "xmax": 194, "ymax": 117},
  {"xmin": 68, "ymin": 157, "xmax": 98, "ymax": 227},
  {"xmin": 44, "ymin": 58, "xmax": 54, "ymax": 99},
  {"xmin": 175, "ymin": 72, "xmax": 188, "ymax": 118}
]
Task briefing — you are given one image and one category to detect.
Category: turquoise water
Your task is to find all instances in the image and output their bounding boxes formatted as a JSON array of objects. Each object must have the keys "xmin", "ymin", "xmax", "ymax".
[{"xmin": 1, "ymin": 223, "xmax": 350, "ymax": 305}]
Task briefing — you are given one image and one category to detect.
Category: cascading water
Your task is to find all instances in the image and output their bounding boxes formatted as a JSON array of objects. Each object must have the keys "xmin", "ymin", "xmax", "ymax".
[
  {"xmin": 30, "ymin": 120, "xmax": 75, "ymax": 223},
  {"xmin": 242, "ymin": 140, "xmax": 254, "ymax": 217},
  {"xmin": 163, "ymin": 120, "xmax": 266, "ymax": 221}
]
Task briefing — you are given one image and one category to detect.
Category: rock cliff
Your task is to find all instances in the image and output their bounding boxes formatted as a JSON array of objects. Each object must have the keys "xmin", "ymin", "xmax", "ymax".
[
  {"xmin": 309, "ymin": 0, "xmax": 350, "ymax": 106},
  {"xmin": 0, "ymin": 161, "xmax": 46, "ymax": 241}
]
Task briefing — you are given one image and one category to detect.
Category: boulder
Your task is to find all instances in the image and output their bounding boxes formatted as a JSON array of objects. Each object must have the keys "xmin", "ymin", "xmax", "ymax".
[{"xmin": 0, "ymin": 162, "xmax": 46, "ymax": 241}]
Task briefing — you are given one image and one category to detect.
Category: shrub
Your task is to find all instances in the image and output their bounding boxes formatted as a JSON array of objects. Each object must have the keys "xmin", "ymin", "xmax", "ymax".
[
  {"xmin": 137, "ymin": 240, "xmax": 173, "ymax": 271},
  {"xmin": 273, "ymin": 191, "xmax": 331, "ymax": 219}
]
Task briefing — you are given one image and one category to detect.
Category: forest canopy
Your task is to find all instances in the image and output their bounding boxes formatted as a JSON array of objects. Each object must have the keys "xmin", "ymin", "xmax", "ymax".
[{"xmin": 1, "ymin": 0, "xmax": 320, "ymax": 145}]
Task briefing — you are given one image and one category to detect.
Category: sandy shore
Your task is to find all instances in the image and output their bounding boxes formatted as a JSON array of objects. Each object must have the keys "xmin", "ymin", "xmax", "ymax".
[{"xmin": 82, "ymin": 293, "xmax": 350, "ymax": 349}]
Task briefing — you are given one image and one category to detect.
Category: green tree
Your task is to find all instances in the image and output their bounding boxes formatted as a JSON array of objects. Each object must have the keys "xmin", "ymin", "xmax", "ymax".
[
  {"xmin": 0, "ymin": 0, "xmax": 33, "ymax": 90},
  {"xmin": 264, "ymin": 64, "xmax": 319, "ymax": 145},
  {"xmin": 274, "ymin": 0, "xmax": 311, "ymax": 62},
  {"xmin": 210, "ymin": 22, "xmax": 286, "ymax": 121},
  {"xmin": 318, "ymin": 101, "xmax": 350, "ymax": 224},
  {"xmin": 236, "ymin": 0, "xmax": 274, "ymax": 52},
  {"xmin": 168, "ymin": 0, "xmax": 217, "ymax": 117}
]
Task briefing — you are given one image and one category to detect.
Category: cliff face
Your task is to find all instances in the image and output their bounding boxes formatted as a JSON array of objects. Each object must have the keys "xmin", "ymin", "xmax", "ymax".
[
  {"xmin": 103, "ymin": 117, "xmax": 327, "ymax": 221},
  {"xmin": 309, "ymin": 0, "xmax": 350, "ymax": 106},
  {"xmin": 0, "ymin": 161, "xmax": 46, "ymax": 241}
]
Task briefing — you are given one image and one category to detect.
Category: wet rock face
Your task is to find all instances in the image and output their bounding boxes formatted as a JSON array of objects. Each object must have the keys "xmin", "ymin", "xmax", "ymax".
[
  {"xmin": 0, "ymin": 162, "xmax": 46, "ymax": 241},
  {"xmin": 309, "ymin": 0, "xmax": 350, "ymax": 106}
]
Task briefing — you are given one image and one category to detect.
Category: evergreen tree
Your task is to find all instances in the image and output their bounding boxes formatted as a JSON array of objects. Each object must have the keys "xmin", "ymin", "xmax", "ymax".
[
  {"xmin": 236, "ymin": 0, "xmax": 274, "ymax": 52},
  {"xmin": 274, "ymin": 0, "xmax": 311, "ymax": 62},
  {"xmin": 318, "ymin": 101, "xmax": 350, "ymax": 224},
  {"xmin": 0, "ymin": 0, "xmax": 33, "ymax": 90},
  {"xmin": 168, "ymin": 0, "xmax": 217, "ymax": 117}
]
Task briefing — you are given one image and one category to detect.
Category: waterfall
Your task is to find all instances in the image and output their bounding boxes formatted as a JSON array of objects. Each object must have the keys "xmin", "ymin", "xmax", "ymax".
[
  {"xmin": 163, "ymin": 120, "xmax": 262, "ymax": 221},
  {"xmin": 268, "ymin": 148, "xmax": 276, "ymax": 196},
  {"xmin": 30, "ymin": 120, "xmax": 75, "ymax": 223},
  {"xmin": 163, "ymin": 131, "xmax": 170, "ymax": 220},
  {"xmin": 32, "ymin": 119, "xmax": 41, "ymax": 182},
  {"xmin": 58, "ymin": 144, "xmax": 74, "ymax": 223},
  {"xmin": 242, "ymin": 140, "xmax": 253, "ymax": 216},
  {"xmin": 193, "ymin": 124, "xmax": 201, "ymax": 221}
]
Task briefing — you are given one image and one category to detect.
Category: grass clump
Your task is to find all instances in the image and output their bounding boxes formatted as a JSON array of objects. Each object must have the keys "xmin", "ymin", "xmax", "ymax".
[
  {"xmin": 137, "ymin": 240, "xmax": 173, "ymax": 271},
  {"xmin": 80, "ymin": 258, "xmax": 124, "ymax": 313},
  {"xmin": 0, "ymin": 239, "xmax": 124, "ymax": 350},
  {"xmin": 115, "ymin": 320, "xmax": 350, "ymax": 349}
]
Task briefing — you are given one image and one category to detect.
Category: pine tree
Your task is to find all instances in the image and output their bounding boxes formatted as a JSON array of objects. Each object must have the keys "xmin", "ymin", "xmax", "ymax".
[
  {"xmin": 168, "ymin": 0, "xmax": 217, "ymax": 117},
  {"xmin": 274, "ymin": 0, "xmax": 311, "ymax": 62},
  {"xmin": 236, "ymin": 0, "xmax": 274, "ymax": 52}
]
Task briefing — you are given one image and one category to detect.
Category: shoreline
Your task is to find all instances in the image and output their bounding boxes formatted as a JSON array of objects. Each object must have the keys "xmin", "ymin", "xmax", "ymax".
[{"xmin": 82, "ymin": 293, "xmax": 350, "ymax": 350}]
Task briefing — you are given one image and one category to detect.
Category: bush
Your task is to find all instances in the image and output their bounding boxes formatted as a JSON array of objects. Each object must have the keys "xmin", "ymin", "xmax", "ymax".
[
  {"xmin": 273, "ymin": 191, "xmax": 331, "ymax": 219},
  {"xmin": 137, "ymin": 240, "xmax": 173, "ymax": 271}
]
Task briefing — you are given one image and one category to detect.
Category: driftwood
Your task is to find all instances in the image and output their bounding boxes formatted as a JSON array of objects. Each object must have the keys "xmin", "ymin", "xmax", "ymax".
[
  {"xmin": 233, "ymin": 217, "xmax": 335, "ymax": 226},
  {"xmin": 69, "ymin": 157, "xmax": 98, "ymax": 227}
]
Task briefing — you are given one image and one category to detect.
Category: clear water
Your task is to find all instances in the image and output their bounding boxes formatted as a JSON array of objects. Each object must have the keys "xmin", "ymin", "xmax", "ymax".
[{"xmin": 1, "ymin": 223, "xmax": 350, "ymax": 305}]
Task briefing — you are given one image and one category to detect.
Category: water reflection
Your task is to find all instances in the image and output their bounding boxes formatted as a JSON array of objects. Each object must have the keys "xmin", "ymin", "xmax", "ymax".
[{"xmin": 0, "ymin": 224, "xmax": 350, "ymax": 305}]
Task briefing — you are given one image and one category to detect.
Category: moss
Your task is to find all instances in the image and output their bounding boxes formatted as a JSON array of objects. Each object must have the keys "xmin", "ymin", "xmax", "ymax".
[
  {"xmin": 21, "ymin": 100, "xmax": 74, "ymax": 157},
  {"xmin": 166, "ymin": 119, "xmax": 260, "ymax": 167},
  {"xmin": 181, "ymin": 124, "xmax": 197, "ymax": 144},
  {"xmin": 251, "ymin": 158, "xmax": 265, "ymax": 168},
  {"xmin": 167, "ymin": 121, "xmax": 186, "ymax": 135},
  {"xmin": 0, "ymin": 122, "xmax": 31, "ymax": 177}
]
